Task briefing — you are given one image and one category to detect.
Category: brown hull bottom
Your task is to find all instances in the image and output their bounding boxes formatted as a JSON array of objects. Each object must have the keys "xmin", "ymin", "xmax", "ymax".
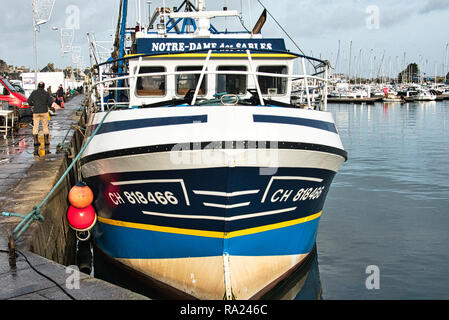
[{"xmin": 92, "ymin": 242, "xmax": 317, "ymax": 300}]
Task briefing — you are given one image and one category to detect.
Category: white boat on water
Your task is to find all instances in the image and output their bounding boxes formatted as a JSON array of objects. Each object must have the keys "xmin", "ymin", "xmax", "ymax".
[
  {"xmin": 415, "ymin": 90, "xmax": 437, "ymax": 101},
  {"xmin": 383, "ymin": 96, "xmax": 403, "ymax": 103},
  {"xmin": 383, "ymin": 89, "xmax": 403, "ymax": 103},
  {"xmin": 400, "ymin": 88, "xmax": 418, "ymax": 102},
  {"xmin": 439, "ymin": 88, "xmax": 449, "ymax": 99},
  {"xmin": 77, "ymin": 0, "xmax": 347, "ymax": 300}
]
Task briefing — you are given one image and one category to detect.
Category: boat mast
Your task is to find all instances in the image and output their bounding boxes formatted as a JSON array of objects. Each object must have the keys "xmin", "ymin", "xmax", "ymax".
[
  {"xmin": 114, "ymin": 0, "xmax": 128, "ymax": 102},
  {"xmin": 120, "ymin": 0, "xmax": 128, "ymax": 61},
  {"xmin": 445, "ymin": 43, "xmax": 448, "ymax": 82},
  {"xmin": 348, "ymin": 40, "xmax": 352, "ymax": 83},
  {"xmin": 403, "ymin": 52, "xmax": 406, "ymax": 84},
  {"xmin": 335, "ymin": 40, "xmax": 340, "ymax": 78}
]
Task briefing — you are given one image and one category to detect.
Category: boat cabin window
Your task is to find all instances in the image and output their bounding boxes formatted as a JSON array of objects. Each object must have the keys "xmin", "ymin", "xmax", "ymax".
[
  {"xmin": 216, "ymin": 66, "xmax": 247, "ymax": 95},
  {"xmin": 136, "ymin": 66, "xmax": 166, "ymax": 96},
  {"xmin": 176, "ymin": 66, "xmax": 206, "ymax": 96},
  {"xmin": 257, "ymin": 66, "xmax": 288, "ymax": 95}
]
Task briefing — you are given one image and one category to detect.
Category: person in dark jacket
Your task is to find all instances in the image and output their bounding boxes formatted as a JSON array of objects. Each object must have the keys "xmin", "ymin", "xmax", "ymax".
[
  {"xmin": 27, "ymin": 82, "xmax": 53, "ymax": 146},
  {"xmin": 56, "ymin": 84, "xmax": 65, "ymax": 108}
]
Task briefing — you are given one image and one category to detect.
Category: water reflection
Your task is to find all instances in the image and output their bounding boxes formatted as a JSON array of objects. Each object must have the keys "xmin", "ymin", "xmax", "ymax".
[
  {"xmin": 260, "ymin": 247, "xmax": 322, "ymax": 300},
  {"xmin": 33, "ymin": 136, "xmax": 51, "ymax": 159},
  {"xmin": 320, "ymin": 101, "xmax": 449, "ymax": 299}
]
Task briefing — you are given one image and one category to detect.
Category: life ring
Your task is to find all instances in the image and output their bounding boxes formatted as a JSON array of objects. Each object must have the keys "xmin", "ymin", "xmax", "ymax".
[{"xmin": 220, "ymin": 94, "xmax": 239, "ymax": 106}]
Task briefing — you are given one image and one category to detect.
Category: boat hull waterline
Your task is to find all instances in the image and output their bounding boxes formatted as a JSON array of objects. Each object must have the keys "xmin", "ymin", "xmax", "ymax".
[{"xmin": 81, "ymin": 106, "xmax": 347, "ymax": 299}]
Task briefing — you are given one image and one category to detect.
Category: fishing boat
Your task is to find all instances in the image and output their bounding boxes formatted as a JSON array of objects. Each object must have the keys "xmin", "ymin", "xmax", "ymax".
[{"xmin": 80, "ymin": 0, "xmax": 347, "ymax": 300}]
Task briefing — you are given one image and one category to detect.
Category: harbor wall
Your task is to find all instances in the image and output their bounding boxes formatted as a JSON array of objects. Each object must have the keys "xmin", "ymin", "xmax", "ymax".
[{"xmin": 5, "ymin": 103, "xmax": 87, "ymax": 266}]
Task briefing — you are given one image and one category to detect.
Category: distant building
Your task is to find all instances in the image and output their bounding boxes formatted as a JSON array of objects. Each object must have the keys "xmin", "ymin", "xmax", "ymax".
[
  {"xmin": 0, "ymin": 59, "xmax": 10, "ymax": 75},
  {"xmin": 40, "ymin": 63, "xmax": 62, "ymax": 73},
  {"xmin": 40, "ymin": 64, "xmax": 56, "ymax": 73}
]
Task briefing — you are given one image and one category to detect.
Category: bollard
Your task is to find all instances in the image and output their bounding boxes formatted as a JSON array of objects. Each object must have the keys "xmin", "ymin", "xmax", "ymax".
[
  {"xmin": 76, "ymin": 240, "xmax": 92, "ymax": 275},
  {"xmin": 8, "ymin": 235, "xmax": 16, "ymax": 269}
]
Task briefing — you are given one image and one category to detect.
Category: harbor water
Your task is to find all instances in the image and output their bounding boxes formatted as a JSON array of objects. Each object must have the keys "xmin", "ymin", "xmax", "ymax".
[
  {"xmin": 317, "ymin": 100, "xmax": 449, "ymax": 299},
  {"xmin": 93, "ymin": 100, "xmax": 449, "ymax": 300}
]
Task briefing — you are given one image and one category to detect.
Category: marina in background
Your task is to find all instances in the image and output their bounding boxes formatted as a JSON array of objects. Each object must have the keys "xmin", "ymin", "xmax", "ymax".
[{"xmin": 0, "ymin": 0, "xmax": 448, "ymax": 305}]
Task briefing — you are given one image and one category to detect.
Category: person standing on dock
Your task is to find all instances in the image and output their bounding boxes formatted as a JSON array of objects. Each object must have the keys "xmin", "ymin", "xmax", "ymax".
[
  {"xmin": 27, "ymin": 82, "xmax": 53, "ymax": 147},
  {"xmin": 56, "ymin": 84, "xmax": 65, "ymax": 108}
]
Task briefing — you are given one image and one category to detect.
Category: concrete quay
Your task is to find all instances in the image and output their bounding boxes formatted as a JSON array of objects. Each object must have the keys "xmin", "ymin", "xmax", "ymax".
[{"xmin": 0, "ymin": 95, "xmax": 149, "ymax": 300}]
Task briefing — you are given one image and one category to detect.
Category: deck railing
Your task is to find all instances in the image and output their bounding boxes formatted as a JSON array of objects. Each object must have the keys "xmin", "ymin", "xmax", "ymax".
[{"xmin": 90, "ymin": 49, "xmax": 329, "ymax": 112}]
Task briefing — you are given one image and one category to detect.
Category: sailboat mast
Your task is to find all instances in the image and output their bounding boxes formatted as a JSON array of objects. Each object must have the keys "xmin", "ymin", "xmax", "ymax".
[
  {"xmin": 335, "ymin": 40, "xmax": 341, "ymax": 77},
  {"xmin": 348, "ymin": 40, "xmax": 352, "ymax": 82},
  {"xmin": 445, "ymin": 43, "xmax": 448, "ymax": 81}
]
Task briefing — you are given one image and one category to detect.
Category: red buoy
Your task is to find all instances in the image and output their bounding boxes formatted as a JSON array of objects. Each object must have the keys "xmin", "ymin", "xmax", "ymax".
[
  {"xmin": 67, "ymin": 205, "xmax": 97, "ymax": 232},
  {"xmin": 68, "ymin": 182, "xmax": 94, "ymax": 209}
]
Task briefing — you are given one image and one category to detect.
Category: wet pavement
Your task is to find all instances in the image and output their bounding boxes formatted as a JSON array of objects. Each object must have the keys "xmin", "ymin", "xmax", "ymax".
[
  {"xmin": 0, "ymin": 94, "xmax": 150, "ymax": 300},
  {"xmin": 0, "ymin": 95, "xmax": 84, "ymax": 203}
]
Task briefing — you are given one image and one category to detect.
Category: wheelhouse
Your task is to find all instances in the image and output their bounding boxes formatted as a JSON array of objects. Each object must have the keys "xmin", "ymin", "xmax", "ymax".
[
  {"xmin": 90, "ymin": 4, "xmax": 330, "ymax": 111},
  {"xmin": 126, "ymin": 52, "xmax": 297, "ymax": 107}
]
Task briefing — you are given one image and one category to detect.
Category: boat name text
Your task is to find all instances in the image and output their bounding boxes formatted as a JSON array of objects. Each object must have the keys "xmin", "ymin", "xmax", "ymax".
[
  {"xmin": 107, "ymin": 186, "xmax": 325, "ymax": 207},
  {"xmin": 151, "ymin": 41, "xmax": 274, "ymax": 53},
  {"xmin": 270, "ymin": 186, "xmax": 325, "ymax": 203}
]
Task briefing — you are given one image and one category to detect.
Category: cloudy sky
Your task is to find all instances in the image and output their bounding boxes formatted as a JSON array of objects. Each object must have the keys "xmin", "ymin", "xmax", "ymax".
[{"xmin": 1, "ymin": 0, "xmax": 448, "ymax": 77}]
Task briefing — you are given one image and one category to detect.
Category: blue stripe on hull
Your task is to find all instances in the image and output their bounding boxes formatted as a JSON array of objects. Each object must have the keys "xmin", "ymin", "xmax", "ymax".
[
  {"xmin": 253, "ymin": 114, "xmax": 338, "ymax": 134},
  {"xmin": 91, "ymin": 114, "xmax": 208, "ymax": 135},
  {"xmin": 227, "ymin": 217, "xmax": 320, "ymax": 257},
  {"xmin": 94, "ymin": 216, "xmax": 320, "ymax": 259}
]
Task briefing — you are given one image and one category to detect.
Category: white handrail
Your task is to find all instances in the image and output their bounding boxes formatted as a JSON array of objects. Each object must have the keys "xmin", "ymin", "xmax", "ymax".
[
  {"xmin": 246, "ymin": 50, "xmax": 265, "ymax": 106},
  {"xmin": 191, "ymin": 50, "xmax": 212, "ymax": 105},
  {"xmin": 93, "ymin": 54, "xmax": 329, "ymax": 109},
  {"xmin": 302, "ymin": 57, "xmax": 312, "ymax": 109}
]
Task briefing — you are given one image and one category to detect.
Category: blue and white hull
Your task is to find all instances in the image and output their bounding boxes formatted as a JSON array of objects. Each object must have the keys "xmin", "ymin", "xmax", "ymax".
[{"xmin": 80, "ymin": 105, "xmax": 347, "ymax": 299}]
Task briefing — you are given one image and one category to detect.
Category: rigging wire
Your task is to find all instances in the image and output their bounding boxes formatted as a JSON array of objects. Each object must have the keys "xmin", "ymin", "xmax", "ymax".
[{"xmin": 256, "ymin": 0, "xmax": 318, "ymax": 71}]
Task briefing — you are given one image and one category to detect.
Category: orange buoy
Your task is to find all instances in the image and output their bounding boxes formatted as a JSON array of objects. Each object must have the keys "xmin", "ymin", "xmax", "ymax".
[
  {"xmin": 67, "ymin": 205, "xmax": 97, "ymax": 232},
  {"xmin": 68, "ymin": 182, "xmax": 94, "ymax": 209}
]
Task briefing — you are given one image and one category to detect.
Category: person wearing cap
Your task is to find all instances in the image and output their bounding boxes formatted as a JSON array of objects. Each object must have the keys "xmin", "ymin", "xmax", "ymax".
[{"xmin": 27, "ymin": 82, "xmax": 53, "ymax": 147}]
